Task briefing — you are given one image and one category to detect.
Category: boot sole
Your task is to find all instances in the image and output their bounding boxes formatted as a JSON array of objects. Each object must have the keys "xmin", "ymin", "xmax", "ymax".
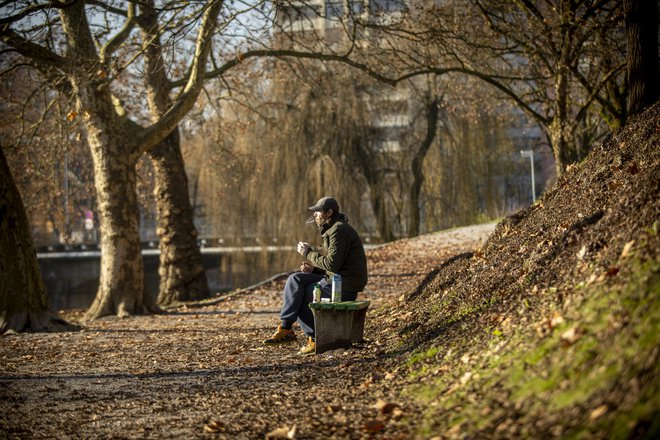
[{"xmin": 263, "ymin": 339, "xmax": 297, "ymax": 345}]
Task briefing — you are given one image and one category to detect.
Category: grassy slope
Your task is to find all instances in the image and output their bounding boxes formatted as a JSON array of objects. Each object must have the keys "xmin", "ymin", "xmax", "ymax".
[{"xmin": 371, "ymin": 103, "xmax": 660, "ymax": 438}]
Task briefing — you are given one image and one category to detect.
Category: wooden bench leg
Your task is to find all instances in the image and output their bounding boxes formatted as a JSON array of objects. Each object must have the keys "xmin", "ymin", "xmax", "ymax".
[
  {"xmin": 313, "ymin": 309, "xmax": 355, "ymax": 354},
  {"xmin": 309, "ymin": 300, "xmax": 370, "ymax": 355},
  {"xmin": 350, "ymin": 307, "xmax": 367, "ymax": 343}
]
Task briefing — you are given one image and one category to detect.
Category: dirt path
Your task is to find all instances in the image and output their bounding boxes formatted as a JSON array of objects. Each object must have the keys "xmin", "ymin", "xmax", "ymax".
[{"xmin": 0, "ymin": 223, "xmax": 495, "ymax": 439}]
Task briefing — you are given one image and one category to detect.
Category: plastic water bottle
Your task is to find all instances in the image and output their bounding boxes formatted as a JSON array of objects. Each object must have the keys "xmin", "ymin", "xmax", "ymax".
[
  {"xmin": 331, "ymin": 274, "xmax": 342, "ymax": 302},
  {"xmin": 313, "ymin": 283, "xmax": 321, "ymax": 302}
]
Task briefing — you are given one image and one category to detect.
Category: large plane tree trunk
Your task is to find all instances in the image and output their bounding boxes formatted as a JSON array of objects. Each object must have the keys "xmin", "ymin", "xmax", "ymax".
[
  {"xmin": 150, "ymin": 131, "xmax": 210, "ymax": 306},
  {"xmin": 0, "ymin": 146, "xmax": 76, "ymax": 333},
  {"xmin": 83, "ymin": 123, "xmax": 150, "ymax": 320},
  {"xmin": 57, "ymin": 4, "xmax": 152, "ymax": 321},
  {"xmin": 139, "ymin": 0, "xmax": 210, "ymax": 306}
]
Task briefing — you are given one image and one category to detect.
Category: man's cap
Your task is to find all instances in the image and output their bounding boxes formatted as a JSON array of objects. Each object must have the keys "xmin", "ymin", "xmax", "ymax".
[{"xmin": 308, "ymin": 196, "xmax": 340, "ymax": 212}]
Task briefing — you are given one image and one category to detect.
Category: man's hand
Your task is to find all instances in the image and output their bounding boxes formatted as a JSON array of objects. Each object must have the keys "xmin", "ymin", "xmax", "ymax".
[
  {"xmin": 296, "ymin": 241, "xmax": 311, "ymax": 256},
  {"xmin": 300, "ymin": 261, "xmax": 313, "ymax": 273}
]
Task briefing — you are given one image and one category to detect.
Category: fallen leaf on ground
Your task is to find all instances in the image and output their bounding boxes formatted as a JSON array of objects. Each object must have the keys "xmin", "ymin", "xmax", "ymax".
[
  {"xmin": 590, "ymin": 405, "xmax": 608, "ymax": 420},
  {"xmin": 334, "ymin": 413, "xmax": 347, "ymax": 425},
  {"xmin": 446, "ymin": 423, "xmax": 463, "ymax": 437},
  {"xmin": 550, "ymin": 312, "xmax": 565, "ymax": 328},
  {"xmin": 373, "ymin": 399, "xmax": 400, "ymax": 415},
  {"xmin": 391, "ymin": 407, "xmax": 404, "ymax": 420},
  {"xmin": 203, "ymin": 420, "xmax": 224, "ymax": 433},
  {"xmin": 459, "ymin": 371, "xmax": 472, "ymax": 385},
  {"xmin": 561, "ymin": 327, "xmax": 582, "ymax": 345},
  {"xmin": 265, "ymin": 424, "xmax": 296, "ymax": 439},
  {"xmin": 577, "ymin": 246, "xmax": 587, "ymax": 260},
  {"xmin": 363, "ymin": 419, "xmax": 385, "ymax": 432},
  {"xmin": 620, "ymin": 240, "xmax": 635, "ymax": 258}
]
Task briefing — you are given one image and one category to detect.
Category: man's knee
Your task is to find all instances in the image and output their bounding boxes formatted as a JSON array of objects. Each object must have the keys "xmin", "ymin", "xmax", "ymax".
[{"xmin": 285, "ymin": 272, "xmax": 305, "ymax": 287}]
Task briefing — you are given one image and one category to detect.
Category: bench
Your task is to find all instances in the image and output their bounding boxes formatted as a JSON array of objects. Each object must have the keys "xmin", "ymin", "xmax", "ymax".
[{"xmin": 308, "ymin": 300, "xmax": 370, "ymax": 354}]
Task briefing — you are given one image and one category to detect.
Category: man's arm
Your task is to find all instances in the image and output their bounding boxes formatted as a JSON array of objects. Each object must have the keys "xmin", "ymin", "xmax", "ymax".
[{"xmin": 306, "ymin": 227, "xmax": 350, "ymax": 273}]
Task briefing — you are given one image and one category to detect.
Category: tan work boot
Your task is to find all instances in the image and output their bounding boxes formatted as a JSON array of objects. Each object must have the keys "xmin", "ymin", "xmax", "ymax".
[
  {"xmin": 298, "ymin": 336, "xmax": 316, "ymax": 355},
  {"xmin": 263, "ymin": 325, "xmax": 297, "ymax": 345}
]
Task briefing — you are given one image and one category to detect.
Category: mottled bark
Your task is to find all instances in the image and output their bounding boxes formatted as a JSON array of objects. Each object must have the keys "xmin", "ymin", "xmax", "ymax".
[
  {"xmin": 54, "ymin": 3, "xmax": 148, "ymax": 320},
  {"xmin": 150, "ymin": 131, "xmax": 209, "ymax": 306},
  {"xmin": 82, "ymin": 120, "xmax": 148, "ymax": 320},
  {"xmin": 0, "ymin": 146, "xmax": 76, "ymax": 333},
  {"xmin": 139, "ymin": 0, "xmax": 210, "ymax": 306},
  {"xmin": 548, "ymin": 118, "xmax": 579, "ymax": 177}
]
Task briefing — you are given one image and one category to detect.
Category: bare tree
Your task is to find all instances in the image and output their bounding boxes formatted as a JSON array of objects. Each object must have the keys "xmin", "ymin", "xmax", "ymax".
[
  {"xmin": 1, "ymin": 0, "xmax": 222, "ymax": 320},
  {"xmin": 0, "ymin": 0, "xmax": 389, "ymax": 322},
  {"xmin": 382, "ymin": 0, "xmax": 626, "ymax": 176}
]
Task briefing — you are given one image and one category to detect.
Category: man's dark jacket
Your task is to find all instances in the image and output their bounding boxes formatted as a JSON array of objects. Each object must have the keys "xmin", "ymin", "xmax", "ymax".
[{"xmin": 304, "ymin": 213, "xmax": 368, "ymax": 293}]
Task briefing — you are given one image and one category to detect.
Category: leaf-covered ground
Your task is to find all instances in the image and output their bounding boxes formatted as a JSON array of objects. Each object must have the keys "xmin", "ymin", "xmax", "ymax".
[
  {"xmin": 1, "ymin": 102, "xmax": 658, "ymax": 439},
  {"xmin": 0, "ymin": 223, "xmax": 494, "ymax": 439}
]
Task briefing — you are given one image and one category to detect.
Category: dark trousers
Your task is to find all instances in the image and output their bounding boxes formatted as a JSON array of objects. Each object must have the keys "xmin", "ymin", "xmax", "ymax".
[{"xmin": 280, "ymin": 272, "xmax": 358, "ymax": 337}]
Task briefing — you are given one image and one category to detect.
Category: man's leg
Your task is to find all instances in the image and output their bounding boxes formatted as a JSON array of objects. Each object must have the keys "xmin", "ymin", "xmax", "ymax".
[
  {"xmin": 280, "ymin": 272, "xmax": 324, "ymax": 329},
  {"xmin": 264, "ymin": 272, "xmax": 324, "ymax": 345},
  {"xmin": 296, "ymin": 278, "xmax": 332, "ymax": 337}
]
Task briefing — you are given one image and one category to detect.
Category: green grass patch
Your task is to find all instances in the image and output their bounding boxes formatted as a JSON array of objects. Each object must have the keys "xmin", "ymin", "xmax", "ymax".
[{"xmin": 403, "ymin": 257, "xmax": 660, "ymax": 438}]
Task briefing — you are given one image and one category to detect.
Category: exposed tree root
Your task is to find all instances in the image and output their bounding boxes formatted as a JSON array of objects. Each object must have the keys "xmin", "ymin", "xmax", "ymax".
[
  {"xmin": 170, "ymin": 272, "xmax": 292, "ymax": 309},
  {"xmin": 1, "ymin": 310, "xmax": 81, "ymax": 335}
]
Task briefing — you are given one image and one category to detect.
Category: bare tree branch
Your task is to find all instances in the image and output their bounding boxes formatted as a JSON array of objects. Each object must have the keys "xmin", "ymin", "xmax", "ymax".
[
  {"xmin": 0, "ymin": 0, "xmax": 75, "ymax": 26},
  {"xmin": 168, "ymin": 48, "xmax": 400, "ymax": 89},
  {"xmin": 99, "ymin": 1, "xmax": 137, "ymax": 64},
  {"xmin": 85, "ymin": 0, "xmax": 128, "ymax": 17},
  {"xmin": 573, "ymin": 62, "xmax": 626, "ymax": 122},
  {"xmin": 0, "ymin": 29, "xmax": 70, "ymax": 71},
  {"xmin": 137, "ymin": 1, "xmax": 223, "ymax": 153}
]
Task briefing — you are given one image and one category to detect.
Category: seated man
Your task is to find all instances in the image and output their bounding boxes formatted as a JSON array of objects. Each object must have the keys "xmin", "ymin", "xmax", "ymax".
[{"xmin": 264, "ymin": 196, "xmax": 368, "ymax": 354}]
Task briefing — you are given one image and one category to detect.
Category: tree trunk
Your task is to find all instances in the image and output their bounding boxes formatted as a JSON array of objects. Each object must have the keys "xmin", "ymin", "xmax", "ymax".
[
  {"xmin": 548, "ymin": 4, "xmax": 580, "ymax": 177},
  {"xmin": 549, "ymin": 54, "xmax": 579, "ymax": 177},
  {"xmin": 624, "ymin": 0, "xmax": 659, "ymax": 116},
  {"xmin": 370, "ymin": 183, "xmax": 395, "ymax": 243},
  {"xmin": 150, "ymin": 130, "xmax": 210, "ymax": 306},
  {"xmin": 139, "ymin": 0, "xmax": 210, "ymax": 306},
  {"xmin": 409, "ymin": 97, "xmax": 439, "ymax": 237},
  {"xmin": 58, "ymin": 1, "xmax": 151, "ymax": 321},
  {"xmin": 83, "ymin": 126, "xmax": 149, "ymax": 320},
  {"xmin": 548, "ymin": 118, "xmax": 578, "ymax": 177},
  {"xmin": 0, "ymin": 146, "xmax": 76, "ymax": 333}
]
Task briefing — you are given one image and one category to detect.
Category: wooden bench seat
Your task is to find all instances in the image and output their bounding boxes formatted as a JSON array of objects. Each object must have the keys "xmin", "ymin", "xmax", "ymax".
[{"xmin": 309, "ymin": 300, "xmax": 370, "ymax": 354}]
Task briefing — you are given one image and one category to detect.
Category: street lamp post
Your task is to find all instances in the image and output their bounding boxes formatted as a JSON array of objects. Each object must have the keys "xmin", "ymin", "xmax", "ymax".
[{"xmin": 520, "ymin": 149, "xmax": 536, "ymax": 203}]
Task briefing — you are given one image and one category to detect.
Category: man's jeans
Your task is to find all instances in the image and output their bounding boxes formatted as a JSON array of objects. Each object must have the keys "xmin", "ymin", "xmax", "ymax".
[{"xmin": 280, "ymin": 272, "xmax": 358, "ymax": 337}]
